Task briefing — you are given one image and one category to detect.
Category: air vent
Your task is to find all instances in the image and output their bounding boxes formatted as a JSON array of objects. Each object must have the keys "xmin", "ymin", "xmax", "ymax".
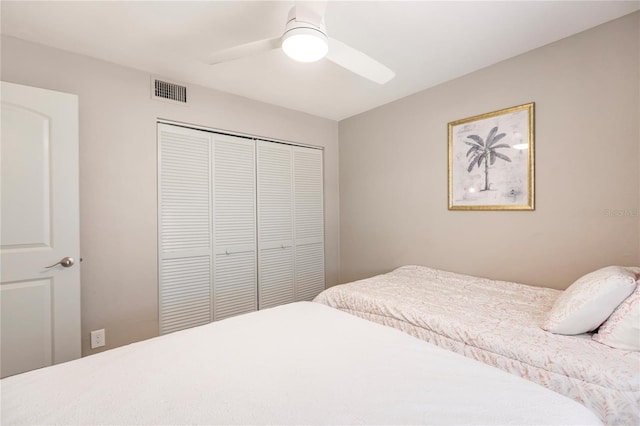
[{"xmin": 151, "ymin": 77, "xmax": 187, "ymax": 104}]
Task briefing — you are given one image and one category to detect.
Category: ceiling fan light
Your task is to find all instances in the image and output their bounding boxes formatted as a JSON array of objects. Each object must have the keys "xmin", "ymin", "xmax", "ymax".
[{"xmin": 282, "ymin": 28, "xmax": 328, "ymax": 63}]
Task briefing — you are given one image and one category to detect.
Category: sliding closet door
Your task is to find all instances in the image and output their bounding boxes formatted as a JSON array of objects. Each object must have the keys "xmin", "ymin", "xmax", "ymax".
[
  {"xmin": 212, "ymin": 135, "xmax": 257, "ymax": 320},
  {"xmin": 257, "ymin": 141, "xmax": 325, "ymax": 307},
  {"xmin": 256, "ymin": 141, "xmax": 294, "ymax": 309},
  {"xmin": 159, "ymin": 125, "xmax": 258, "ymax": 332},
  {"xmin": 293, "ymin": 147, "xmax": 325, "ymax": 301},
  {"xmin": 158, "ymin": 124, "xmax": 212, "ymax": 334},
  {"xmin": 159, "ymin": 124, "xmax": 323, "ymax": 329}
]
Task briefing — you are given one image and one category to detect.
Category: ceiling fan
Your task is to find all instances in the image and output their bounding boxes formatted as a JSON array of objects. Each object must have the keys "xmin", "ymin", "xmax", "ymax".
[{"xmin": 206, "ymin": 2, "xmax": 395, "ymax": 85}]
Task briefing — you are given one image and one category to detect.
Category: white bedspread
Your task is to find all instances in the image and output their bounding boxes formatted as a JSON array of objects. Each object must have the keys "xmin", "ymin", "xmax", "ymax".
[
  {"xmin": 1, "ymin": 302, "xmax": 599, "ymax": 425},
  {"xmin": 314, "ymin": 265, "xmax": 640, "ymax": 425}
]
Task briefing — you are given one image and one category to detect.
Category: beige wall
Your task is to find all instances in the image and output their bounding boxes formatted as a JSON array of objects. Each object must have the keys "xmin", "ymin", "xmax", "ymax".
[
  {"xmin": 1, "ymin": 35, "xmax": 339, "ymax": 355},
  {"xmin": 339, "ymin": 13, "xmax": 640, "ymax": 290}
]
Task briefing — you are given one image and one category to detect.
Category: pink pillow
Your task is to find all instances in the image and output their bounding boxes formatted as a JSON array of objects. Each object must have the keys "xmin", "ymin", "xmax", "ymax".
[
  {"xmin": 593, "ymin": 268, "xmax": 639, "ymax": 351},
  {"xmin": 542, "ymin": 266, "xmax": 637, "ymax": 335}
]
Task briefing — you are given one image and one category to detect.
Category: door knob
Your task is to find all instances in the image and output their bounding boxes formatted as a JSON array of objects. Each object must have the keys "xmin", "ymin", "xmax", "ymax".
[{"xmin": 45, "ymin": 257, "xmax": 75, "ymax": 268}]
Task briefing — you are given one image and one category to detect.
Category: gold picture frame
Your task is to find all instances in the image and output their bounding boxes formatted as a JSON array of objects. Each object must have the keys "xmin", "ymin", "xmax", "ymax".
[{"xmin": 448, "ymin": 103, "xmax": 535, "ymax": 210}]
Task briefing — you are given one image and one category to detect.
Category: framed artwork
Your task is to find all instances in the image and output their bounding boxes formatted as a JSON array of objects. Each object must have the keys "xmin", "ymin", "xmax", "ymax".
[{"xmin": 448, "ymin": 103, "xmax": 534, "ymax": 210}]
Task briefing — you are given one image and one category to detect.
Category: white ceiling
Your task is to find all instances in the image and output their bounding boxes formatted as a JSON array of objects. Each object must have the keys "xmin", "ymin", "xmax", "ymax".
[{"xmin": 2, "ymin": 1, "xmax": 638, "ymax": 121}]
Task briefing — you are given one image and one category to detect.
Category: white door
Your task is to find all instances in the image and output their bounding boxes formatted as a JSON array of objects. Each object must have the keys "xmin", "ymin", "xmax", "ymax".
[
  {"xmin": 0, "ymin": 82, "xmax": 81, "ymax": 378},
  {"xmin": 256, "ymin": 141, "xmax": 295, "ymax": 309},
  {"xmin": 293, "ymin": 147, "xmax": 325, "ymax": 301},
  {"xmin": 158, "ymin": 123, "xmax": 258, "ymax": 333},
  {"xmin": 158, "ymin": 124, "xmax": 212, "ymax": 335},
  {"xmin": 212, "ymin": 134, "xmax": 257, "ymax": 320},
  {"xmin": 256, "ymin": 142, "xmax": 325, "ymax": 308}
]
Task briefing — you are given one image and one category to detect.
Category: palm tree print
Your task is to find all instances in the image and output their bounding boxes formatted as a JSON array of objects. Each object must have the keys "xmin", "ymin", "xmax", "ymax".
[{"xmin": 465, "ymin": 126, "xmax": 512, "ymax": 191}]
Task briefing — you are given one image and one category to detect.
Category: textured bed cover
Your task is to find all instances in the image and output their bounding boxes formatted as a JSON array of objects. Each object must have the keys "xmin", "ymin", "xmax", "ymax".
[
  {"xmin": 1, "ymin": 302, "xmax": 600, "ymax": 425},
  {"xmin": 315, "ymin": 265, "xmax": 640, "ymax": 425}
]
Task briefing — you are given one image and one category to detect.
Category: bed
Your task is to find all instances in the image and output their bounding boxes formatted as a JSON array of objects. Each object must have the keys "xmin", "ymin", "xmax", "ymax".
[
  {"xmin": 1, "ymin": 302, "xmax": 599, "ymax": 425},
  {"xmin": 314, "ymin": 265, "xmax": 640, "ymax": 425}
]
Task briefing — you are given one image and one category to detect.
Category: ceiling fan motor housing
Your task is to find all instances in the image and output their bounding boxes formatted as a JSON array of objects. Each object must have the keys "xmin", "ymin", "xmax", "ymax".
[{"xmin": 281, "ymin": 7, "xmax": 328, "ymax": 62}]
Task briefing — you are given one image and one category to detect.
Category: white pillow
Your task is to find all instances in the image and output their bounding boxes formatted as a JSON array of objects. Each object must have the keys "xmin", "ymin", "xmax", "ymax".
[
  {"xmin": 542, "ymin": 266, "xmax": 637, "ymax": 335},
  {"xmin": 592, "ymin": 268, "xmax": 639, "ymax": 351}
]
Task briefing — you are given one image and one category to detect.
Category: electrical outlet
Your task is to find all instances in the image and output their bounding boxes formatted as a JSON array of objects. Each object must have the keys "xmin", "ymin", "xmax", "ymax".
[{"xmin": 90, "ymin": 329, "xmax": 105, "ymax": 349}]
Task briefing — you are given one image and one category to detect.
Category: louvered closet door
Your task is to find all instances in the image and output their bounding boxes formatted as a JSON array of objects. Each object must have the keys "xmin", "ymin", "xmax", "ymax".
[
  {"xmin": 158, "ymin": 124, "xmax": 212, "ymax": 334},
  {"xmin": 212, "ymin": 135, "xmax": 257, "ymax": 320},
  {"xmin": 293, "ymin": 147, "xmax": 325, "ymax": 301},
  {"xmin": 256, "ymin": 141, "xmax": 294, "ymax": 309}
]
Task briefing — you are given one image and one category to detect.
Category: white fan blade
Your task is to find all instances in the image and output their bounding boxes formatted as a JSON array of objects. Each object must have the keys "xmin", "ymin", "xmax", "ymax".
[
  {"xmin": 327, "ymin": 38, "xmax": 395, "ymax": 84},
  {"xmin": 207, "ymin": 37, "xmax": 281, "ymax": 65}
]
